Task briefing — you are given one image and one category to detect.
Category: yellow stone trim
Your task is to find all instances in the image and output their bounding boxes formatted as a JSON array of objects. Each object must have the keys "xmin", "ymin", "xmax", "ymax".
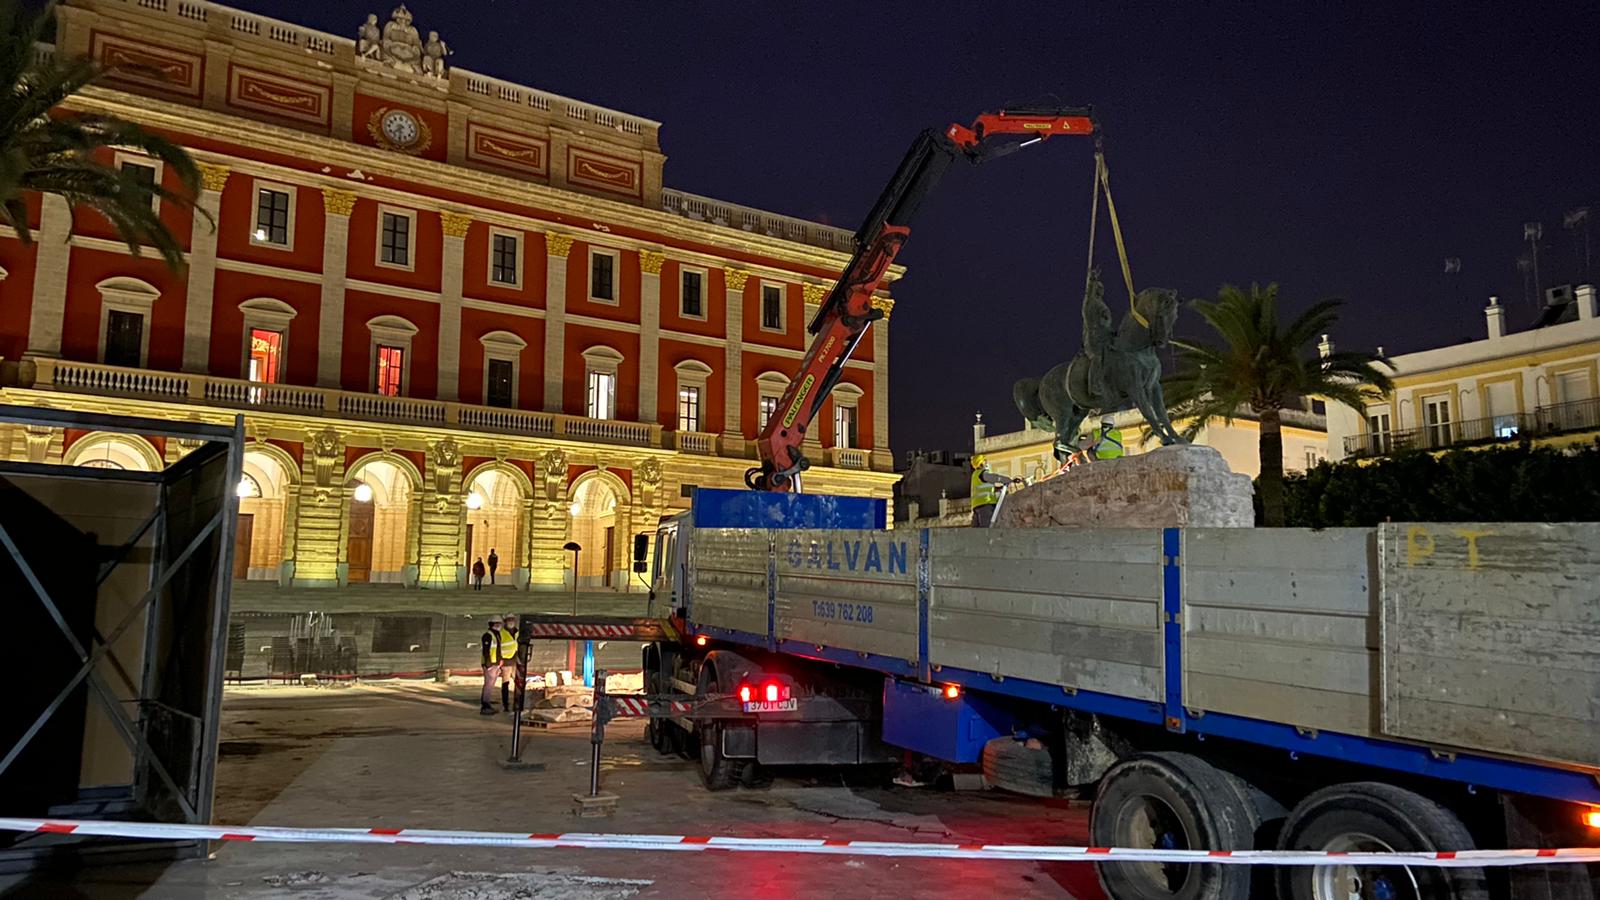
[
  {"xmin": 197, "ymin": 161, "xmax": 231, "ymax": 192},
  {"xmin": 639, "ymin": 250, "xmax": 665, "ymax": 275},
  {"xmin": 1408, "ymin": 385, "xmax": 1460, "ymax": 434},
  {"xmin": 723, "ymin": 267, "xmax": 750, "ymax": 290},
  {"xmin": 321, "ymin": 188, "xmax": 357, "ymax": 216},
  {"xmin": 802, "ymin": 282, "xmax": 829, "ymax": 305},
  {"xmin": 440, "ymin": 210, "xmax": 473, "ymax": 238},
  {"xmin": 870, "ymin": 296, "xmax": 895, "ymax": 320},
  {"xmin": 545, "ymin": 232, "xmax": 575, "ymax": 258}
]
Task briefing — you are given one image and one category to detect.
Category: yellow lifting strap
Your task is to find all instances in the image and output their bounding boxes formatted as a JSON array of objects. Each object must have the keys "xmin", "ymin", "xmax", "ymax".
[{"xmin": 1090, "ymin": 152, "xmax": 1146, "ymax": 327}]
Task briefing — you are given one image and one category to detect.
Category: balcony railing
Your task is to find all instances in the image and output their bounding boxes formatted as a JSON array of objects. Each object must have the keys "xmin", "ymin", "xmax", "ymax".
[
  {"xmin": 22, "ymin": 358, "xmax": 893, "ymax": 468},
  {"xmin": 1342, "ymin": 397, "xmax": 1600, "ymax": 458},
  {"xmin": 661, "ymin": 189, "xmax": 855, "ymax": 254}
]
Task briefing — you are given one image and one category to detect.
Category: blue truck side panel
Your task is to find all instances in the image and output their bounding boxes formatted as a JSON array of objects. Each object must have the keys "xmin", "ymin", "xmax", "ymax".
[
  {"xmin": 691, "ymin": 488, "xmax": 885, "ymax": 530},
  {"xmin": 680, "ymin": 500, "xmax": 1600, "ymax": 806}
]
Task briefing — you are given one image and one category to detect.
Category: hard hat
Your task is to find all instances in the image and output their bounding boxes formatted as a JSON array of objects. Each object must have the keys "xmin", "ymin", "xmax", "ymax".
[
  {"xmin": 503, "ymin": 612, "xmax": 517, "ymax": 621},
  {"xmin": 971, "ymin": 454, "xmax": 987, "ymax": 469},
  {"xmin": 487, "ymin": 615, "xmax": 502, "ymax": 625}
]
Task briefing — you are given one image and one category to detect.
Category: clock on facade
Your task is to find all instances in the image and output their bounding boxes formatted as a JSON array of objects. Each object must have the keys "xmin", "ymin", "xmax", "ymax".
[{"xmin": 367, "ymin": 106, "xmax": 432, "ymax": 154}]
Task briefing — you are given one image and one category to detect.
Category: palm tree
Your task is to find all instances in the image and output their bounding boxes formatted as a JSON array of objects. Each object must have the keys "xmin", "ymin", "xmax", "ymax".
[
  {"xmin": 1163, "ymin": 284, "xmax": 1395, "ymax": 526},
  {"xmin": 0, "ymin": 1, "xmax": 206, "ymax": 272}
]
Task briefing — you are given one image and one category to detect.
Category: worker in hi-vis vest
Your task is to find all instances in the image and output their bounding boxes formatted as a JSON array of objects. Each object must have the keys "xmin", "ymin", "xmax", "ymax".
[
  {"xmin": 969, "ymin": 454, "xmax": 1019, "ymax": 528},
  {"xmin": 1092, "ymin": 418, "xmax": 1125, "ymax": 460}
]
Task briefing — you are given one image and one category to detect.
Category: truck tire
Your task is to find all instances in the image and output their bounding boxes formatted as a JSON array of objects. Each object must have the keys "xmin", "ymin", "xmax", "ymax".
[
  {"xmin": 982, "ymin": 736, "xmax": 1054, "ymax": 798},
  {"xmin": 1274, "ymin": 782, "xmax": 1488, "ymax": 900},
  {"xmin": 1091, "ymin": 752, "xmax": 1258, "ymax": 900},
  {"xmin": 698, "ymin": 721, "xmax": 741, "ymax": 791},
  {"xmin": 645, "ymin": 669, "xmax": 670, "ymax": 754}
]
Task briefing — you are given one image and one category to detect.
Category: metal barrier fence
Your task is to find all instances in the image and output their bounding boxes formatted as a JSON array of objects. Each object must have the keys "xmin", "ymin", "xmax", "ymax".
[{"xmin": 225, "ymin": 610, "xmax": 641, "ymax": 681}]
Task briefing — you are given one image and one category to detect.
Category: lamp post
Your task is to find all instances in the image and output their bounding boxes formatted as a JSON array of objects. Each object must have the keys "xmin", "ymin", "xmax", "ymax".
[{"xmin": 562, "ymin": 541, "xmax": 586, "ymax": 682}]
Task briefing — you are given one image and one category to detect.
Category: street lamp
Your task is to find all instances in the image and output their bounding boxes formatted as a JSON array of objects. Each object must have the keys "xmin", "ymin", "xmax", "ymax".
[
  {"xmin": 563, "ymin": 541, "xmax": 581, "ymax": 607},
  {"xmin": 465, "ymin": 491, "xmax": 483, "ymax": 510}
]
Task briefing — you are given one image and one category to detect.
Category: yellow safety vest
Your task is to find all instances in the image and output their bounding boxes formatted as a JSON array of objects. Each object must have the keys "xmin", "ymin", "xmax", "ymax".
[
  {"xmin": 1096, "ymin": 427, "xmax": 1125, "ymax": 460},
  {"xmin": 971, "ymin": 469, "xmax": 996, "ymax": 507},
  {"xmin": 497, "ymin": 626, "xmax": 519, "ymax": 663}
]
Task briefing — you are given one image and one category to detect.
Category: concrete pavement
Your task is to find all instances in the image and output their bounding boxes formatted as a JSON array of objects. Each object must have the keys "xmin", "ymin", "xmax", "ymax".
[{"xmin": 1, "ymin": 681, "xmax": 1107, "ymax": 899}]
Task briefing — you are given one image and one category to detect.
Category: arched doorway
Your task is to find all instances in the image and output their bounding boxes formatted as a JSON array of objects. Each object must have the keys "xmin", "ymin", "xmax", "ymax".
[
  {"xmin": 236, "ymin": 448, "xmax": 295, "ymax": 582},
  {"xmin": 568, "ymin": 475, "xmax": 624, "ymax": 590},
  {"xmin": 63, "ymin": 433, "xmax": 162, "ymax": 471},
  {"xmin": 464, "ymin": 465, "xmax": 529, "ymax": 588},
  {"xmin": 346, "ymin": 458, "xmax": 414, "ymax": 584}
]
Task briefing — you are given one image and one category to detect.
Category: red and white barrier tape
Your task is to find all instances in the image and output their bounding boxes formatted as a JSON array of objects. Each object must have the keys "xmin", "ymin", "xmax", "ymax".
[
  {"xmin": 2, "ymin": 819, "xmax": 1596, "ymax": 867},
  {"xmin": 527, "ymin": 624, "xmax": 637, "ymax": 638}
]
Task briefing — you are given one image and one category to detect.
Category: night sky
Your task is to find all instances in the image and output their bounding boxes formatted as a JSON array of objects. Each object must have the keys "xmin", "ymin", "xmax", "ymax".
[{"xmin": 242, "ymin": 1, "xmax": 1600, "ymax": 456}]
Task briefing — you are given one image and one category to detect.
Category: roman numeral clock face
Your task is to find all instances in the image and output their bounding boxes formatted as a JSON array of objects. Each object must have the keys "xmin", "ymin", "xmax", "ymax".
[{"xmin": 369, "ymin": 107, "xmax": 431, "ymax": 154}]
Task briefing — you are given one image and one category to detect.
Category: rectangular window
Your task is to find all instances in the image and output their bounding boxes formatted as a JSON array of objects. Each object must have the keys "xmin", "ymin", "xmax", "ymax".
[
  {"xmin": 681, "ymin": 270, "xmax": 703, "ymax": 318},
  {"xmin": 1366, "ymin": 410, "xmax": 1392, "ymax": 454},
  {"xmin": 121, "ymin": 160, "xmax": 158, "ymax": 211},
  {"xmin": 254, "ymin": 187, "xmax": 290, "ymax": 246},
  {"xmin": 486, "ymin": 357, "xmax": 515, "ymax": 408},
  {"xmin": 248, "ymin": 328, "xmax": 283, "ymax": 384},
  {"xmin": 586, "ymin": 370, "xmax": 615, "ymax": 419},
  {"xmin": 761, "ymin": 284, "xmax": 783, "ymax": 330},
  {"xmin": 591, "ymin": 251, "xmax": 615, "ymax": 302},
  {"xmin": 1423, "ymin": 395, "xmax": 1452, "ymax": 448},
  {"xmin": 677, "ymin": 386, "xmax": 702, "ymax": 432},
  {"xmin": 104, "ymin": 310, "xmax": 143, "ymax": 368},
  {"xmin": 491, "ymin": 233, "xmax": 519, "ymax": 285},
  {"xmin": 758, "ymin": 395, "xmax": 779, "ymax": 429},
  {"xmin": 834, "ymin": 404, "xmax": 858, "ymax": 449},
  {"xmin": 380, "ymin": 211, "xmax": 411, "ymax": 266},
  {"xmin": 375, "ymin": 345, "xmax": 405, "ymax": 397}
]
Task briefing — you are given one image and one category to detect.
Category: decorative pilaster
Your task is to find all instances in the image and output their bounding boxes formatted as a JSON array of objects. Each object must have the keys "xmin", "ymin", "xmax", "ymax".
[
  {"xmin": 528, "ymin": 449, "xmax": 569, "ymax": 591},
  {"xmin": 292, "ymin": 427, "xmax": 344, "ymax": 586},
  {"xmin": 22, "ymin": 425, "xmax": 56, "ymax": 463},
  {"xmin": 316, "ymin": 189, "xmax": 357, "ymax": 388},
  {"xmin": 181, "ymin": 163, "xmax": 230, "ymax": 373},
  {"xmin": 420, "ymin": 438, "xmax": 463, "ymax": 588},
  {"xmin": 542, "ymin": 232, "xmax": 574, "ymax": 412},
  {"xmin": 330, "ymin": 72, "xmax": 358, "ymax": 142},
  {"xmin": 25, "ymin": 195, "xmax": 72, "ymax": 358},
  {"xmin": 638, "ymin": 250, "xmax": 665, "ymax": 424},
  {"xmin": 438, "ymin": 211, "xmax": 472, "ymax": 401},
  {"xmin": 872, "ymin": 297, "xmax": 893, "ymax": 469},
  {"xmin": 723, "ymin": 267, "xmax": 749, "ymax": 445}
]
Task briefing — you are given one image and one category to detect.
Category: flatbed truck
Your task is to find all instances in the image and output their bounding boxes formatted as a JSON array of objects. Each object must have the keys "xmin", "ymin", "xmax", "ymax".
[{"xmin": 626, "ymin": 488, "xmax": 1599, "ymax": 900}]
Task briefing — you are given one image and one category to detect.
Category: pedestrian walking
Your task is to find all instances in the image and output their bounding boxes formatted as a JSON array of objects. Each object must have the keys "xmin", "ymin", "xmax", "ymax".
[
  {"xmin": 487, "ymin": 548, "xmax": 499, "ymax": 585},
  {"xmin": 472, "ymin": 556, "xmax": 486, "ymax": 590}
]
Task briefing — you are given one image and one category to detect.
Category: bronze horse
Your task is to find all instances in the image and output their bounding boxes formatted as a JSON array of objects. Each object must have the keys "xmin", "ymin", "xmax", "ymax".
[{"xmin": 1013, "ymin": 280, "xmax": 1185, "ymax": 461}]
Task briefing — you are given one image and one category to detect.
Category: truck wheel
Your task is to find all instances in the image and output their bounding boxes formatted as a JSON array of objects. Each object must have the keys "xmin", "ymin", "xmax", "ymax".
[
  {"xmin": 1275, "ymin": 783, "xmax": 1488, "ymax": 900},
  {"xmin": 698, "ymin": 721, "xmax": 741, "ymax": 791},
  {"xmin": 1091, "ymin": 752, "xmax": 1258, "ymax": 900},
  {"xmin": 982, "ymin": 736, "xmax": 1054, "ymax": 798},
  {"xmin": 645, "ymin": 668, "xmax": 670, "ymax": 755}
]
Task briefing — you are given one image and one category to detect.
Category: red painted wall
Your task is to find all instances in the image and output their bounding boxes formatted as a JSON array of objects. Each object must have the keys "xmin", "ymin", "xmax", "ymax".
[
  {"xmin": 658, "ymin": 260, "xmax": 726, "ymax": 338},
  {"xmin": 461, "ymin": 222, "xmax": 546, "ymax": 309},
  {"xmin": 208, "ymin": 272, "xmax": 323, "ymax": 382},
  {"xmin": 69, "ymin": 147, "xmax": 199, "ymax": 251},
  {"xmin": 657, "ymin": 340, "xmax": 723, "ymax": 433},
  {"xmin": 742, "ymin": 280, "xmax": 806, "ymax": 351},
  {"xmin": 344, "ymin": 199, "xmax": 442, "ymax": 291},
  {"xmin": 562, "ymin": 323, "xmax": 638, "ymax": 420},
  {"xmin": 59, "ymin": 247, "xmax": 186, "ymax": 369},
  {"xmin": 214, "ymin": 178, "xmax": 325, "ymax": 273},
  {"xmin": 457, "ymin": 307, "xmax": 545, "ymax": 408},
  {"xmin": 267, "ymin": 438, "xmax": 304, "ymax": 468},
  {"xmin": 565, "ymin": 240, "xmax": 639, "ymax": 324},
  {"xmin": 340, "ymin": 289, "xmax": 441, "ymax": 398}
]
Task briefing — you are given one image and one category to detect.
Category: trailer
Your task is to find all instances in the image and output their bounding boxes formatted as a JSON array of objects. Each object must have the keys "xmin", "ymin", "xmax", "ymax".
[{"xmin": 619, "ymin": 488, "xmax": 1600, "ymax": 900}]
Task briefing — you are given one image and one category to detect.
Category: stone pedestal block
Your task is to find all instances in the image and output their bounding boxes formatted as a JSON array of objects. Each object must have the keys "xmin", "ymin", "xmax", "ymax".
[{"xmin": 994, "ymin": 444, "xmax": 1253, "ymax": 529}]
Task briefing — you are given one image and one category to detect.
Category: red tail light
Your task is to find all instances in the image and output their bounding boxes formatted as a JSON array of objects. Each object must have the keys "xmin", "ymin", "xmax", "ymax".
[
  {"xmin": 738, "ymin": 684, "xmax": 751, "ymax": 703},
  {"xmin": 943, "ymin": 684, "xmax": 962, "ymax": 700},
  {"xmin": 1584, "ymin": 808, "xmax": 1600, "ymax": 829},
  {"xmin": 765, "ymin": 682, "xmax": 780, "ymax": 703},
  {"xmin": 695, "ymin": 635, "xmax": 708, "ymax": 647}
]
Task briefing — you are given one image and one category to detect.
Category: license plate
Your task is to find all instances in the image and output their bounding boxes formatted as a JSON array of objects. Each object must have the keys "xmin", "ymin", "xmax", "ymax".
[{"xmin": 742, "ymin": 699, "xmax": 797, "ymax": 713}]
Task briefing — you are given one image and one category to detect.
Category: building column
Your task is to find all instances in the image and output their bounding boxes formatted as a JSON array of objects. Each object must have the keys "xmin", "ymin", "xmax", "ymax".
[
  {"xmin": 25, "ymin": 195, "xmax": 73, "ymax": 359},
  {"xmin": 723, "ymin": 268, "xmax": 749, "ymax": 446},
  {"xmin": 438, "ymin": 212, "xmax": 471, "ymax": 401},
  {"xmin": 292, "ymin": 427, "xmax": 345, "ymax": 587},
  {"xmin": 529, "ymin": 450, "xmax": 570, "ymax": 591},
  {"xmin": 329, "ymin": 73, "xmax": 357, "ymax": 142},
  {"xmin": 871, "ymin": 296, "xmax": 893, "ymax": 470},
  {"xmin": 420, "ymin": 439, "xmax": 463, "ymax": 589},
  {"xmin": 181, "ymin": 163, "xmax": 230, "ymax": 373},
  {"xmin": 800, "ymin": 283, "xmax": 828, "ymax": 459},
  {"xmin": 638, "ymin": 250, "xmax": 665, "ymax": 423},
  {"xmin": 542, "ymin": 232, "xmax": 574, "ymax": 412},
  {"xmin": 316, "ymin": 189, "xmax": 357, "ymax": 388}
]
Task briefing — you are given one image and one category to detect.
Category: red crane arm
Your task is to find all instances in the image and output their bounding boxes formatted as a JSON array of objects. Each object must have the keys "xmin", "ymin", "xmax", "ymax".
[{"xmin": 746, "ymin": 106, "xmax": 1098, "ymax": 492}]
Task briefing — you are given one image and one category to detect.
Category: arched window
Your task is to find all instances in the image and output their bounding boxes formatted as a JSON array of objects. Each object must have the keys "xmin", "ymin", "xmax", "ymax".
[
  {"xmin": 367, "ymin": 315, "xmax": 419, "ymax": 397},
  {"xmin": 673, "ymin": 359, "xmax": 713, "ymax": 432},
  {"xmin": 582, "ymin": 345, "xmax": 624, "ymax": 419}
]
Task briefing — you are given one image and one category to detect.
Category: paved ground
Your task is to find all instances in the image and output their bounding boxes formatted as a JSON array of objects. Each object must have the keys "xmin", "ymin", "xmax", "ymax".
[{"xmin": 2, "ymin": 681, "xmax": 1108, "ymax": 899}]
